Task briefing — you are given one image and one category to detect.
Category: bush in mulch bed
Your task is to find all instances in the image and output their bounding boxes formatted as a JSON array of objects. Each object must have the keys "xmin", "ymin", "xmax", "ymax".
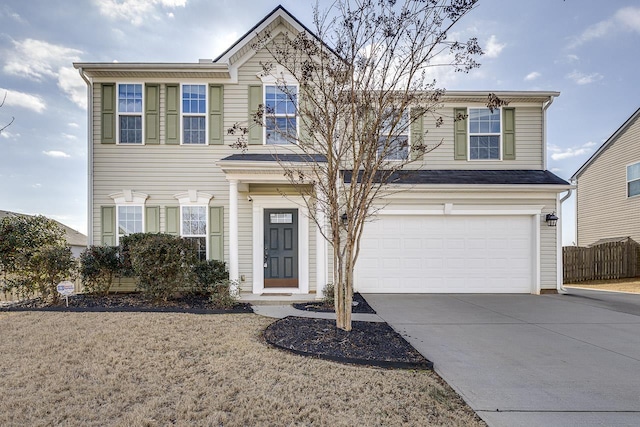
[
  {"xmin": 0, "ymin": 293, "xmax": 253, "ymax": 314},
  {"xmin": 293, "ymin": 292, "xmax": 376, "ymax": 314},
  {"xmin": 264, "ymin": 316, "xmax": 432, "ymax": 370}
]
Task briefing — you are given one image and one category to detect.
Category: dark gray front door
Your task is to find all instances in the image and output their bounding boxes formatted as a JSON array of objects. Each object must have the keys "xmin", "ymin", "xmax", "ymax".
[{"xmin": 264, "ymin": 209, "xmax": 298, "ymax": 288}]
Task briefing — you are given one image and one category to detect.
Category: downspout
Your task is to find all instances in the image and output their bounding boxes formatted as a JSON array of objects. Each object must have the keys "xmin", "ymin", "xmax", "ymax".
[
  {"xmin": 557, "ymin": 188, "xmax": 573, "ymax": 293},
  {"xmin": 542, "ymin": 95, "xmax": 556, "ymax": 171},
  {"xmin": 78, "ymin": 67, "xmax": 93, "ymax": 246}
]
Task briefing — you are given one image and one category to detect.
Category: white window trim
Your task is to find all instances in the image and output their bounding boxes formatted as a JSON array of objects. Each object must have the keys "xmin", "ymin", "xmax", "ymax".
[
  {"xmin": 378, "ymin": 107, "xmax": 411, "ymax": 162},
  {"xmin": 626, "ymin": 161, "xmax": 640, "ymax": 198},
  {"xmin": 262, "ymin": 83, "xmax": 299, "ymax": 146},
  {"xmin": 116, "ymin": 82, "xmax": 145, "ymax": 145},
  {"xmin": 180, "ymin": 83, "xmax": 208, "ymax": 146},
  {"xmin": 174, "ymin": 190, "xmax": 214, "ymax": 260},
  {"xmin": 257, "ymin": 69, "xmax": 299, "ymax": 146},
  {"xmin": 467, "ymin": 106, "xmax": 502, "ymax": 161},
  {"xmin": 115, "ymin": 205, "xmax": 145, "ymax": 245},
  {"xmin": 179, "ymin": 205, "xmax": 209, "ymax": 260}
]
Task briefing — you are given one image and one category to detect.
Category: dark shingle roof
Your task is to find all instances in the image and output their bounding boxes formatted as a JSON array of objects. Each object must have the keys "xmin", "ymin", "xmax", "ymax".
[
  {"xmin": 221, "ymin": 153, "xmax": 327, "ymax": 163},
  {"xmin": 342, "ymin": 170, "xmax": 570, "ymax": 185}
]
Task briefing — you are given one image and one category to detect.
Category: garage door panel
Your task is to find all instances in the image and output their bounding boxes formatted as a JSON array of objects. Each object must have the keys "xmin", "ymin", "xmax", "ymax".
[{"xmin": 355, "ymin": 215, "xmax": 533, "ymax": 293}]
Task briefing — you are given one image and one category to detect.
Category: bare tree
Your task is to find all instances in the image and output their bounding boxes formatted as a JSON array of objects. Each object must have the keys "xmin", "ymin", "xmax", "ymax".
[
  {"xmin": 230, "ymin": 0, "xmax": 491, "ymax": 331},
  {"xmin": 0, "ymin": 92, "xmax": 15, "ymax": 135}
]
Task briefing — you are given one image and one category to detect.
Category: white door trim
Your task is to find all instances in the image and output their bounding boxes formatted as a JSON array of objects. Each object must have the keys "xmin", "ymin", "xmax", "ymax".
[{"xmin": 251, "ymin": 195, "xmax": 309, "ymax": 294}]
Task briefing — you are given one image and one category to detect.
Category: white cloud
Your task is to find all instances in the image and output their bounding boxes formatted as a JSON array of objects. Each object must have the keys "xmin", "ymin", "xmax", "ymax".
[
  {"xmin": 167, "ymin": 12, "xmax": 174, "ymax": 19},
  {"xmin": 570, "ymin": 6, "xmax": 640, "ymax": 48},
  {"xmin": 567, "ymin": 70, "xmax": 603, "ymax": 85},
  {"xmin": 484, "ymin": 35, "xmax": 505, "ymax": 58},
  {"xmin": 57, "ymin": 66, "xmax": 87, "ymax": 109},
  {"xmin": 0, "ymin": 5, "xmax": 27, "ymax": 23},
  {"xmin": 0, "ymin": 87, "xmax": 46, "ymax": 113},
  {"xmin": 62, "ymin": 133, "xmax": 78, "ymax": 140},
  {"xmin": 524, "ymin": 71, "xmax": 541, "ymax": 81},
  {"xmin": 32, "ymin": 183, "xmax": 42, "ymax": 189},
  {"xmin": 43, "ymin": 150, "xmax": 71, "ymax": 158},
  {"xmin": 549, "ymin": 141, "xmax": 596, "ymax": 161},
  {"xmin": 0, "ymin": 130, "xmax": 20, "ymax": 140},
  {"xmin": 68, "ymin": 122, "xmax": 80, "ymax": 128},
  {"xmin": 94, "ymin": 0, "xmax": 187, "ymax": 26},
  {"xmin": 3, "ymin": 38, "xmax": 82, "ymax": 82},
  {"xmin": 550, "ymin": 168, "xmax": 562, "ymax": 173}
]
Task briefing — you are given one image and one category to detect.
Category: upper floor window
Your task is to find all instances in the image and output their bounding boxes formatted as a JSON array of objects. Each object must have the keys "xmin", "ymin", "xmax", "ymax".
[
  {"xmin": 181, "ymin": 205, "xmax": 207, "ymax": 261},
  {"xmin": 118, "ymin": 84, "xmax": 143, "ymax": 144},
  {"xmin": 265, "ymin": 85, "xmax": 297, "ymax": 145},
  {"xmin": 182, "ymin": 84, "xmax": 207, "ymax": 144},
  {"xmin": 377, "ymin": 108, "xmax": 409, "ymax": 161},
  {"xmin": 627, "ymin": 162, "xmax": 640, "ymax": 197},
  {"xmin": 117, "ymin": 205, "xmax": 143, "ymax": 244},
  {"xmin": 469, "ymin": 108, "xmax": 501, "ymax": 160}
]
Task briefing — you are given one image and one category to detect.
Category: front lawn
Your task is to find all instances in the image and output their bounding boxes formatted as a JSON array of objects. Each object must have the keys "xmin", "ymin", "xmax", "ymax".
[
  {"xmin": 0, "ymin": 312, "xmax": 484, "ymax": 426},
  {"xmin": 565, "ymin": 277, "xmax": 640, "ymax": 294}
]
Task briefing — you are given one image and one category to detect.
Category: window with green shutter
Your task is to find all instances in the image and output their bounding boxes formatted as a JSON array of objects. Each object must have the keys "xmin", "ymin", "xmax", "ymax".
[
  {"xmin": 101, "ymin": 206, "xmax": 116, "ymax": 246},
  {"xmin": 145, "ymin": 84, "xmax": 160, "ymax": 144},
  {"xmin": 101, "ymin": 84, "xmax": 116, "ymax": 144},
  {"xmin": 209, "ymin": 85, "xmax": 224, "ymax": 145},
  {"xmin": 165, "ymin": 84, "xmax": 180, "ymax": 145},
  {"xmin": 248, "ymin": 85, "xmax": 263, "ymax": 145},
  {"xmin": 209, "ymin": 206, "xmax": 224, "ymax": 261},
  {"xmin": 453, "ymin": 107, "xmax": 516, "ymax": 161}
]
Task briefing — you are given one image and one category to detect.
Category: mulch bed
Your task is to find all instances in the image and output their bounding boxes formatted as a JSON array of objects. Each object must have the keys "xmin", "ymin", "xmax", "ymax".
[
  {"xmin": 292, "ymin": 292, "xmax": 376, "ymax": 314},
  {"xmin": 0, "ymin": 293, "xmax": 253, "ymax": 314},
  {"xmin": 264, "ymin": 316, "xmax": 433, "ymax": 370}
]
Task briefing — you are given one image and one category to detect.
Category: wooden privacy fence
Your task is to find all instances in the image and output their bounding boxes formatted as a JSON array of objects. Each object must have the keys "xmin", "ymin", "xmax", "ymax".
[{"xmin": 563, "ymin": 241, "xmax": 640, "ymax": 283}]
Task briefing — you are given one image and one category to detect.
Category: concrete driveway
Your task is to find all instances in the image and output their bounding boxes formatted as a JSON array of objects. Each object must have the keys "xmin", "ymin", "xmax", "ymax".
[{"xmin": 364, "ymin": 289, "xmax": 640, "ymax": 427}]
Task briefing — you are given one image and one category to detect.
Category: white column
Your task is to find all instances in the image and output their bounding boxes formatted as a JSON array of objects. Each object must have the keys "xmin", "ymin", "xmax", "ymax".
[
  {"xmin": 315, "ymin": 199, "xmax": 327, "ymax": 300},
  {"xmin": 229, "ymin": 180, "xmax": 239, "ymax": 283}
]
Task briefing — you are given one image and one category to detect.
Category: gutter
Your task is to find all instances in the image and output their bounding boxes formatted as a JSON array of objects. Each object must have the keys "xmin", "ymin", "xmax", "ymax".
[
  {"xmin": 557, "ymin": 188, "xmax": 573, "ymax": 293},
  {"xmin": 542, "ymin": 95, "xmax": 557, "ymax": 171},
  {"xmin": 77, "ymin": 67, "xmax": 93, "ymax": 246}
]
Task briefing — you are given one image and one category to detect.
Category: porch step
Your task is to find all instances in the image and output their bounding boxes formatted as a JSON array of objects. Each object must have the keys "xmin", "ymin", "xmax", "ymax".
[{"xmin": 239, "ymin": 293, "xmax": 319, "ymax": 305}]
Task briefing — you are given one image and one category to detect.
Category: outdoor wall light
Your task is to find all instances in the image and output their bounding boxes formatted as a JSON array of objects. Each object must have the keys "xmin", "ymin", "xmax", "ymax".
[
  {"xmin": 545, "ymin": 212, "xmax": 559, "ymax": 227},
  {"xmin": 341, "ymin": 212, "xmax": 348, "ymax": 225}
]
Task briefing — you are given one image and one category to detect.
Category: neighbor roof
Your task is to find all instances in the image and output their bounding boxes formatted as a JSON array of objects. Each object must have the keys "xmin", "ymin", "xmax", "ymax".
[
  {"xmin": 572, "ymin": 107, "xmax": 640, "ymax": 180},
  {"xmin": 0, "ymin": 210, "xmax": 87, "ymax": 247}
]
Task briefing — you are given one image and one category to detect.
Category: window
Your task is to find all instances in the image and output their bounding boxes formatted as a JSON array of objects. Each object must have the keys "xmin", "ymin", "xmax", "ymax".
[
  {"xmin": 117, "ymin": 205, "xmax": 143, "ymax": 243},
  {"xmin": 182, "ymin": 84, "xmax": 206, "ymax": 144},
  {"xmin": 469, "ymin": 108, "xmax": 501, "ymax": 160},
  {"xmin": 265, "ymin": 85, "xmax": 297, "ymax": 145},
  {"xmin": 377, "ymin": 108, "xmax": 409, "ymax": 160},
  {"xmin": 181, "ymin": 206, "xmax": 207, "ymax": 261},
  {"xmin": 118, "ymin": 84, "xmax": 143, "ymax": 144},
  {"xmin": 627, "ymin": 162, "xmax": 640, "ymax": 197}
]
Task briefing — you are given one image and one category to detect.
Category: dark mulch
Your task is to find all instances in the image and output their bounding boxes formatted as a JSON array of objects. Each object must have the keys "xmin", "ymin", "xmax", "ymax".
[
  {"xmin": 0, "ymin": 293, "xmax": 253, "ymax": 314},
  {"xmin": 292, "ymin": 292, "xmax": 376, "ymax": 314},
  {"xmin": 264, "ymin": 316, "xmax": 432, "ymax": 370}
]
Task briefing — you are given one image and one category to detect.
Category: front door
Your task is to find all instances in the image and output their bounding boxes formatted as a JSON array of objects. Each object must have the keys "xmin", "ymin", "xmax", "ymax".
[{"xmin": 264, "ymin": 209, "xmax": 299, "ymax": 288}]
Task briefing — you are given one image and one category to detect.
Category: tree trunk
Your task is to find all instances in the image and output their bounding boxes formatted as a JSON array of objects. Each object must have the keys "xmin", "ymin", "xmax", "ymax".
[{"xmin": 334, "ymin": 238, "xmax": 354, "ymax": 331}]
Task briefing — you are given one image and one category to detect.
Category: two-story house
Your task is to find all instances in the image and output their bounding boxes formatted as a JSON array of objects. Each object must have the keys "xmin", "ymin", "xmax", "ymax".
[
  {"xmin": 572, "ymin": 107, "xmax": 640, "ymax": 246},
  {"xmin": 74, "ymin": 6, "xmax": 571, "ymax": 296}
]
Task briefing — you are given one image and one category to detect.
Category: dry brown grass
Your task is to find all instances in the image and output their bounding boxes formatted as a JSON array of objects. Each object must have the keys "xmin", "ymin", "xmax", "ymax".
[
  {"xmin": 0, "ymin": 312, "xmax": 484, "ymax": 427},
  {"xmin": 565, "ymin": 277, "xmax": 640, "ymax": 294}
]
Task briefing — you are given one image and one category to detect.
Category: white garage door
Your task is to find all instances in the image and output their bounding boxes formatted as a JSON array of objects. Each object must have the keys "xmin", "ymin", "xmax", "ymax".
[{"xmin": 355, "ymin": 215, "xmax": 534, "ymax": 293}]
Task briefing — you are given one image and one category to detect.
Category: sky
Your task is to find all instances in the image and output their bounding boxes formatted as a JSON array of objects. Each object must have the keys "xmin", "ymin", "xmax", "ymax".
[{"xmin": 1, "ymin": 0, "xmax": 639, "ymax": 245}]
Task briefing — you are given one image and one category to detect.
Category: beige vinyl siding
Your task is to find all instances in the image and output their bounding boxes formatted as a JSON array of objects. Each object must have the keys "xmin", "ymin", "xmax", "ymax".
[
  {"xmin": 576, "ymin": 115, "xmax": 640, "ymax": 246},
  {"xmin": 421, "ymin": 105, "xmax": 544, "ymax": 169}
]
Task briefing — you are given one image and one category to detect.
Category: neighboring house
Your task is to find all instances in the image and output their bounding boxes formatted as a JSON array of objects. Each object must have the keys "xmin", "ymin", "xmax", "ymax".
[
  {"xmin": 0, "ymin": 210, "xmax": 87, "ymax": 257},
  {"xmin": 74, "ymin": 6, "xmax": 571, "ymax": 296},
  {"xmin": 572, "ymin": 107, "xmax": 640, "ymax": 246}
]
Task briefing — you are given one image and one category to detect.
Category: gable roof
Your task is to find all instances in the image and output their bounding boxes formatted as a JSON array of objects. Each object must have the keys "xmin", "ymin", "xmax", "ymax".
[
  {"xmin": 572, "ymin": 107, "xmax": 640, "ymax": 180},
  {"xmin": 0, "ymin": 210, "xmax": 87, "ymax": 247},
  {"xmin": 213, "ymin": 5, "xmax": 317, "ymax": 65}
]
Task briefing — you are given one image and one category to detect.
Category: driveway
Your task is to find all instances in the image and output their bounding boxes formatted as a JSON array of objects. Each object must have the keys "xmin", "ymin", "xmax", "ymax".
[{"xmin": 364, "ymin": 289, "xmax": 640, "ymax": 427}]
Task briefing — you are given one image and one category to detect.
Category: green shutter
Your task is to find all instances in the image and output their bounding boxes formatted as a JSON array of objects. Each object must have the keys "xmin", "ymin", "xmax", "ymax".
[
  {"xmin": 209, "ymin": 206, "xmax": 224, "ymax": 261},
  {"xmin": 145, "ymin": 206, "xmax": 160, "ymax": 233},
  {"xmin": 166, "ymin": 84, "xmax": 180, "ymax": 145},
  {"xmin": 145, "ymin": 84, "xmax": 160, "ymax": 144},
  {"xmin": 410, "ymin": 108, "xmax": 424, "ymax": 161},
  {"xmin": 165, "ymin": 206, "xmax": 180, "ymax": 235},
  {"xmin": 248, "ymin": 85, "xmax": 263, "ymax": 145},
  {"xmin": 502, "ymin": 107, "xmax": 516, "ymax": 160},
  {"xmin": 454, "ymin": 107, "xmax": 467, "ymax": 160},
  {"xmin": 209, "ymin": 85, "xmax": 224, "ymax": 145},
  {"xmin": 101, "ymin": 83, "xmax": 116, "ymax": 144},
  {"xmin": 101, "ymin": 206, "xmax": 116, "ymax": 246}
]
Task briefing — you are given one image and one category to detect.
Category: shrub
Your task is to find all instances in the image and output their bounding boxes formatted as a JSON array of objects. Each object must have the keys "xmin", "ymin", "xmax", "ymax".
[
  {"xmin": 323, "ymin": 283, "xmax": 335, "ymax": 307},
  {"xmin": 192, "ymin": 260, "xmax": 229, "ymax": 295},
  {"xmin": 30, "ymin": 245, "xmax": 76, "ymax": 303},
  {"xmin": 209, "ymin": 279, "xmax": 239, "ymax": 309},
  {"xmin": 126, "ymin": 233, "xmax": 196, "ymax": 301},
  {"xmin": 79, "ymin": 246, "xmax": 121, "ymax": 296}
]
